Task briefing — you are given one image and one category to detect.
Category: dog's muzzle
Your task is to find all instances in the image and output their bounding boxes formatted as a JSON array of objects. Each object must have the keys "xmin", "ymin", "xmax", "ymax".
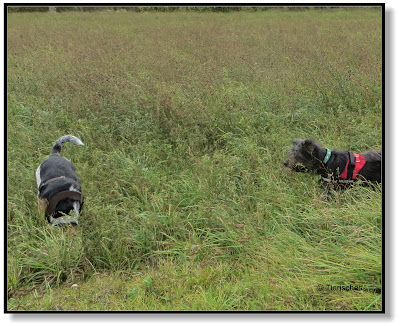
[{"xmin": 49, "ymin": 215, "xmax": 79, "ymax": 226}]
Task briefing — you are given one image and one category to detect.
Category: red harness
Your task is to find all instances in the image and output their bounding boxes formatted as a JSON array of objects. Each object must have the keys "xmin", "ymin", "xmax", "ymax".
[{"xmin": 340, "ymin": 152, "xmax": 366, "ymax": 180}]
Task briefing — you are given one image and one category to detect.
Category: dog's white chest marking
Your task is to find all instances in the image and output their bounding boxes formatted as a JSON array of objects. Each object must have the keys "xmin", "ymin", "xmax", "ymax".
[{"xmin": 35, "ymin": 165, "xmax": 42, "ymax": 188}]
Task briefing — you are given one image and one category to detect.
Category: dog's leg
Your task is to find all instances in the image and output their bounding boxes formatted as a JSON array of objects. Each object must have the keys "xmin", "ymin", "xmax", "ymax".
[
  {"xmin": 318, "ymin": 177, "xmax": 334, "ymax": 200},
  {"xmin": 71, "ymin": 201, "xmax": 81, "ymax": 223},
  {"xmin": 66, "ymin": 202, "xmax": 80, "ymax": 234}
]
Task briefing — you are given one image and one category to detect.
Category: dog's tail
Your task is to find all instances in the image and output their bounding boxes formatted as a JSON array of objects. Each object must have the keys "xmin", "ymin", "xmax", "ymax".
[{"xmin": 52, "ymin": 135, "xmax": 84, "ymax": 154}]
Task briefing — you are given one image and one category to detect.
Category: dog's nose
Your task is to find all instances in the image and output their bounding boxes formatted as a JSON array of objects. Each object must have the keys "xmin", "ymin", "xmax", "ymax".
[{"xmin": 283, "ymin": 161, "xmax": 288, "ymax": 166}]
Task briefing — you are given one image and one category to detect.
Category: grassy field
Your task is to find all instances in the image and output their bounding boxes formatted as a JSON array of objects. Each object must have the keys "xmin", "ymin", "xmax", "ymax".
[{"xmin": 7, "ymin": 8, "xmax": 382, "ymax": 311}]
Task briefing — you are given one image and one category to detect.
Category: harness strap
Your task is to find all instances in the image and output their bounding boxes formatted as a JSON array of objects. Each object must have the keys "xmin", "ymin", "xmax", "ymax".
[
  {"xmin": 339, "ymin": 152, "xmax": 366, "ymax": 181},
  {"xmin": 40, "ymin": 176, "xmax": 79, "ymax": 191},
  {"xmin": 352, "ymin": 153, "xmax": 366, "ymax": 179},
  {"xmin": 340, "ymin": 154, "xmax": 351, "ymax": 180},
  {"xmin": 321, "ymin": 177, "xmax": 354, "ymax": 184},
  {"xmin": 346, "ymin": 151, "xmax": 356, "ymax": 180},
  {"xmin": 46, "ymin": 190, "xmax": 84, "ymax": 216}
]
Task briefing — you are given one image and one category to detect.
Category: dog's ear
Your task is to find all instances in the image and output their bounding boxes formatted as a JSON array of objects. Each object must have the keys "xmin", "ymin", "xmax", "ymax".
[
  {"xmin": 303, "ymin": 138, "xmax": 315, "ymax": 152},
  {"xmin": 291, "ymin": 139, "xmax": 303, "ymax": 145}
]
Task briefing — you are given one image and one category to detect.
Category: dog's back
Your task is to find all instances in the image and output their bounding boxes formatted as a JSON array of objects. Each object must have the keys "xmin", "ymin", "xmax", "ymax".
[
  {"xmin": 36, "ymin": 135, "xmax": 84, "ymax": 188},
  {"xmin": 360, "ymin": 150, "xmax": 381, "ymax": 183}
]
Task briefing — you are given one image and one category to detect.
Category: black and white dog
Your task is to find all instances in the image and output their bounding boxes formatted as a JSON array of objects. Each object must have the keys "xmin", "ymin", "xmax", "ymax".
[
  {"xmin": 36, "ymin": 135, "xmax": 84, "ymax": 226},
  {"xmin": 283, "ymin": 138, "xmax": 381, "ymax": 189}
]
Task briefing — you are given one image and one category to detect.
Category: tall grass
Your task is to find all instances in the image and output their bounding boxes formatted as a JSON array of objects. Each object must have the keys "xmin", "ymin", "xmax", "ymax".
[{"xmin": 7, "ymin": 9, "xmax": 382, "ymax": 311}]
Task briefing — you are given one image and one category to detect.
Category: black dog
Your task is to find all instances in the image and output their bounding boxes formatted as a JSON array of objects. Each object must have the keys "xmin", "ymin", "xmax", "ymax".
[
  {"xmin": 283, "ymin": 138, "xmax": 381, "ymax": 189},
  {"xmin": 36, "ymin": 135, "xmax": 84, "ymax": 226}
]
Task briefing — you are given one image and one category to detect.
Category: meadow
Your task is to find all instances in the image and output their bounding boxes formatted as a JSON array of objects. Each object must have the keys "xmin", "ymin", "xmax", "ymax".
[{"xmin": 7, "ymin": 8, "xmax": 382, "ymax": 311}]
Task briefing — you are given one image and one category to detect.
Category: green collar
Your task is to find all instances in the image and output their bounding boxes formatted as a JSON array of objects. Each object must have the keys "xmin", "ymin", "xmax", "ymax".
[{"xmin": 323, "ymin": 148, "xmax": 332, "ymax": 164}]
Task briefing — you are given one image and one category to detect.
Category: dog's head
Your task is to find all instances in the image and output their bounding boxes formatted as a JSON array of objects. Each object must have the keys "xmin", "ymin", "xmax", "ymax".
[{"xmin": 283, "ymin": 138, "xmax": 322, "ymax": 172}]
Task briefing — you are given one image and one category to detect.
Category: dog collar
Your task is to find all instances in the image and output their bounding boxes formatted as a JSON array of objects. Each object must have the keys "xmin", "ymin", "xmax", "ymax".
[
  {"xmin": 39, "ymin": 176, "xmax": 66, "ymax": 190},
  {"xmin": 323, "ymin": 148, "xmax": 332, "ymax": 164},
  {"xmin": 46, "ymin": 190, "xmax": 84, "ymax": 217}
]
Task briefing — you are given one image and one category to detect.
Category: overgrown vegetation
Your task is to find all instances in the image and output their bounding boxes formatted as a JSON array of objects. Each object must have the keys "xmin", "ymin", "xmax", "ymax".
[{"xmin": 7, "ymin": 8, "xmax": 382, "ymax": 311}]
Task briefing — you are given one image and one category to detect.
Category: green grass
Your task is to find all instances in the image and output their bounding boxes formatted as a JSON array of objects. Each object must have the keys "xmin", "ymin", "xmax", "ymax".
[{"xmin": 7, "ymin": 8, "xmax": 382, "ymax": 311}]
